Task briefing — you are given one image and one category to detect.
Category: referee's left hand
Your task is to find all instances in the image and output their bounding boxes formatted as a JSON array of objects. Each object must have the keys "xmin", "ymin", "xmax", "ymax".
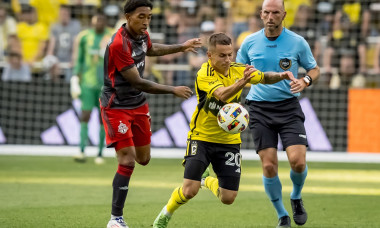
[{"xmin": 289, "ymin": 78, "xmax": 307, "ymax": 93}]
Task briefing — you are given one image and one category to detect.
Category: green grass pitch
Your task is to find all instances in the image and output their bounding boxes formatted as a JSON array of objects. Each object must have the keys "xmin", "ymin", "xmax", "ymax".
[{"xmin": 0, "ymin": 155, "xmax": 380, "ymax": 227}]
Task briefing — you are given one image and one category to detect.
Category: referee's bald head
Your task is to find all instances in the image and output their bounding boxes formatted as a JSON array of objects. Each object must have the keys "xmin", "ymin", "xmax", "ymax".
[{"xmin": 262, "ymin": 0, "xmax": 285, "ymax": 11}]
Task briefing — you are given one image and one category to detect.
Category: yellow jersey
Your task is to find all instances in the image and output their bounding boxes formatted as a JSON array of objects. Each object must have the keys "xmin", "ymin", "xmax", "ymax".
[
  {"xmin": 187, "ymin": 61, "xmax": 263, "ymax": 144},
  {"xmin": 17, "ymin": 22, "xmax": 49, "ymax": 62}
]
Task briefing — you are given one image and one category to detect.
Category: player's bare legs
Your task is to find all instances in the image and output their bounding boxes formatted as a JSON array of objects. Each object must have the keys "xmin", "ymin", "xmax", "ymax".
[
  {"xmin": 153, "ymin": 176, "xmax": 238, "ymax": 228},
  {"xmin": 286, "ymin": 145, "xmax": 306, "ymax": 173},
  {"xmin": 219, "ymin": 188, "xmax": 238, "ymax": 205},
  {"xmin": 116, "ymin": 146, "xmax": 136, "ymax": 167},
  {"xmin": 286, "ymin": 145, "xmax": 308, "ymax": 226},
  {"xmin": 135, "ymin": 144, "xmax": 151, "ymax": 166},
  {"xmin": 259, "ymin": 148, "xmax": 290, "ymax": 227},
  {"xmin": 182, "ymin": 179, "xmax": 201, "ymax": 199},
  {"xmin": 259, "ymin": 148, "xmax": 279, "ymax": 178}
]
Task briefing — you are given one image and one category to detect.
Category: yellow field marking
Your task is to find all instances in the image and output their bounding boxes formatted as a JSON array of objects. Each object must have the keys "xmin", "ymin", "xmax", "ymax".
[{"xmin": 1, "ymin": 177, "xmax": 380, "ymax": 196}]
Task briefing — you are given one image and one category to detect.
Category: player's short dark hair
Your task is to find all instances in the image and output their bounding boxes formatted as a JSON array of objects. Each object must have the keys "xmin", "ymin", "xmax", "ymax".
[
  {"xmin": 208, "ymin": 33, "xmax": 232, "ymax": 49},
  {"xmin": 123, "ymin": 0, "xmax": 153, "ymax": 14}
]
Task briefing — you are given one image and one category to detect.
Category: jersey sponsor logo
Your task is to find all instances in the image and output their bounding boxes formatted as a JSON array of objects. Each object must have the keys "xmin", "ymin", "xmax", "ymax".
[
  {"xmin": 204, "ymin": 97, "xmax": 224, "ymax": 116},
  {"xmin": 279, "ymin": 58, "xmax": 292, "ymax": 70},
  {"xmin": 266, "ymin": 44, "xmax": 277, "ymax": 48},
  {"xmin": 191, "ymin": 141, "xmax": 198, "ymax": 155},
  {"xmin": 118, "ymin": 121, "xmax": 128, "ymax": 134}
]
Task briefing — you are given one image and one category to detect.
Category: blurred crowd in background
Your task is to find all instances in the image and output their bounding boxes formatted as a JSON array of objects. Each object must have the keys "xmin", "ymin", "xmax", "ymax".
[{"xmin": 1, "ymin": 0, "xmax": 380, "ymax": 89}]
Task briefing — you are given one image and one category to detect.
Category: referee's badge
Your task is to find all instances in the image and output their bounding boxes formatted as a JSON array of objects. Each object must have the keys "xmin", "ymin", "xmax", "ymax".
[{"xmin": 279, "ymin": 58, "xmax": 292, "ymax": 70}]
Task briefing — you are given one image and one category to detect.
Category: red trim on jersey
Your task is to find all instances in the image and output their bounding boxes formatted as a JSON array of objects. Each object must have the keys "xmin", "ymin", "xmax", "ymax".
[
  {"xmin": 106, "ymin": 93, "xmax": 116, "ymax": 109},
  {"xmin": 144, "ymin": 30, "xmax": 152, "ymax": 50},
  {"xmin": 100, "ymin": 107, "xmax": 115, "ymax": 138}
]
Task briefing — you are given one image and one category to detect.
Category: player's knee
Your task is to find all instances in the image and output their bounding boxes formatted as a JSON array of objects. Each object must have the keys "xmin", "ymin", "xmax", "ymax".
[
  {"xmin": 182, "ymin": 187, "xmax": 199, "ymax": 199},
  {"xmin": 136, "ymin": 156, "xmax": 150, "ymax": 166},
  {"xmin": 290, "ymin": 161, "xmax": 306, "ymax": 173},
  {"xmin": 262, "ymin": 163, "xmax": 277, "ymax": 175},
  {"xmin": 119, "ymin": 160, "xmax": 135, "ymax": 167},
  {"xmin": 220, "ymin": 196, "xmax": 235, "ymax": 205}
]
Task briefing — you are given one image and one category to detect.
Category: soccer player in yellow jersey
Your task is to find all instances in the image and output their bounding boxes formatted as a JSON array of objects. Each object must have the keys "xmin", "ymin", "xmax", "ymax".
[{"xmin": 153, "ymin": 33, "xmax": 297, "ymax": 228}]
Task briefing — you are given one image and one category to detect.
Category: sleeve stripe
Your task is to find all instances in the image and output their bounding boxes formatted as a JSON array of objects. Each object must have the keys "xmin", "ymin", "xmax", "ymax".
[
  {"xmin": 231, "ymin": 62, "xmax": 246, "ymax": 67},
  {"xmin": 209, "ymin": 84, "xmax": 223, "ymax": 95}
]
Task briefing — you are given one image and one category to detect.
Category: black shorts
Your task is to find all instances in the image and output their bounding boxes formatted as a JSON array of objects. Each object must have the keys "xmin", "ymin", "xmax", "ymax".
[
  {"xmin": 246, "ymin": 97, "xmax": 308, "ymax": 152},
  {"xmin": 183, "ymin": 140, "xmax": 241, "ymax": 191}
]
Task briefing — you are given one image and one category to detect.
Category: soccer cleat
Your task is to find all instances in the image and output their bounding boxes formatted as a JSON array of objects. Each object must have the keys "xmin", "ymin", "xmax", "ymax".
[
  {"xmin": 153, "ymin": 206, "xmax": 171, "ymax": 228},
  {"xmin": 201, "ymin": 167, "xmax": 210, "ymax": 187},
  {"xmin": 107, "ymin": 216, "xmax": 129, "ymax": 228},
  {"xmin": 291, "ymin": 199, "xmax": 308, "ymax": 225},
  {"xmin": 276, "ymin": 216, "xmax": 291, "ymax": 228},
  {"xmin": 95, "ymin": 156, "xmax": 105, "ymax": 165},
  {"xmin": 73, "ymin": 152, "xmax": 86, "ymax": 163}
]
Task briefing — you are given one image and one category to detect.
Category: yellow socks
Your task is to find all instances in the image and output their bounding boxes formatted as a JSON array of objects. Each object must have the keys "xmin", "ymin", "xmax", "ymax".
[
  {"xmin": 166, "ymin": 187, "xmax": 189, "ymax": 214},
  {"xmin": 165, "ymin": 178, "xmax": 220, "ymax": 215},
  {"xmin": 204, "ymin": 176, "xmax": 220, "ymax": 198}
]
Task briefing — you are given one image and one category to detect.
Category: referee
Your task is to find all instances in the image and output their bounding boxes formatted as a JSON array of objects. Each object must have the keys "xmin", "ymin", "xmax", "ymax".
[{"xmin": 236, "ymin": 0, "xmax": 320, "ymax": 227}]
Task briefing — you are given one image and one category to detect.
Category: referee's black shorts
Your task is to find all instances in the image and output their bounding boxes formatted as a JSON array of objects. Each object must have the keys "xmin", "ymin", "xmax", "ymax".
[{"xmin": 245, "ymin": 97, "xmax": 308, "ymax": 153}]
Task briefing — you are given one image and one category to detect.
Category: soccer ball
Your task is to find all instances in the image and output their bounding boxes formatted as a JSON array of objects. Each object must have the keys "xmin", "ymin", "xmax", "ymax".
[{"xmin": 217, "ymin": 103, "xmax": 249, "ymax": 134}]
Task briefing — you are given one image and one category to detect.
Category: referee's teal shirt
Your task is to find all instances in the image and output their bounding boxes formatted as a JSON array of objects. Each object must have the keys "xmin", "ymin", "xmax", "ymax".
[{"xmin": 236, "ymin": 28, "xmax": 317, "ymax": 102}]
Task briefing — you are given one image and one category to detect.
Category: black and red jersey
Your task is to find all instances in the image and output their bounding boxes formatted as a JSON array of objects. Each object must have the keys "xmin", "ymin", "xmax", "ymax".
[{"xmin": 100, "ymin": 24, "xmax": 152, "ymax": 109}]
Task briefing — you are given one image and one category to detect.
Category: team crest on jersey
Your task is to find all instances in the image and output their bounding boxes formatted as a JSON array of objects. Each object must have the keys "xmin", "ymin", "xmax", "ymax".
[
  {"xmin": 279, "ymin": 58, "xmax": 292, "ymax": 70},
  {"xmin": 118, "ymin": 121, "xmax": 128, "ymax": 134}
]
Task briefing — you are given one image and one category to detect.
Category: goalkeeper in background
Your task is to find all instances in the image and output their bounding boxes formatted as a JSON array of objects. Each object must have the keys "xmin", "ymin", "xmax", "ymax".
[
  {"xmin": 70, "ymin": 12, "xmax": 113, "ymax": 164},
  {"xmin": 153, "ymin": 33, "xmax": 297, "ymax": 228}
]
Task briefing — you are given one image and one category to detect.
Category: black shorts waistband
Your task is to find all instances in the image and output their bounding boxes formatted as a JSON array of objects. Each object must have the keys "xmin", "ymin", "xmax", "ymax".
[{"xmin": 245, "ymin": 96, "xmax": 298, "ymax": 106}]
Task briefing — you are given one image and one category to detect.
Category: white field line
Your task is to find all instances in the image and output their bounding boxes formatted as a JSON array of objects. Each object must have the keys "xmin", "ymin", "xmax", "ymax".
[
  {"xmin": 0, "ymin": 177, "xmax": 379, "ymax": 196},
  {"xmin": 1, "ymin": 145, "xmax": 380, "ymax": 163}
]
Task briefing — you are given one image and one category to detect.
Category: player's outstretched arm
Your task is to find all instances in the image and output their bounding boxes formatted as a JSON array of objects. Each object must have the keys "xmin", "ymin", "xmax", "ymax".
[
  {"xmin": 147, "ymin": 38, "xmax": 202, "ymax": 56},
  {"xmin": 120, "ymin": 66, "xmax": 192, "ymax": 99},
  {"xmin": 213, "ymin": 65, "xmax": 256, "ymax": 103},
  {"xmin": 260, "ymin": 71, "xmax": 297, "ymax": 84}
]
